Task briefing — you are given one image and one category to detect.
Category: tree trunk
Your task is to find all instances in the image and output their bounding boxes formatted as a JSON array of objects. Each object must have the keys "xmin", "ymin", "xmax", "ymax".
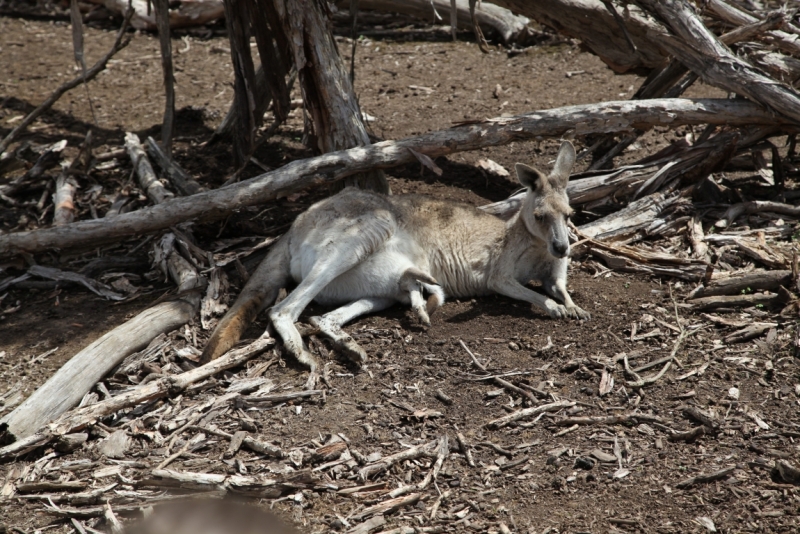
[{"xmin": 263, "ymin": 0, "xmax": 389, "ymax": 193}]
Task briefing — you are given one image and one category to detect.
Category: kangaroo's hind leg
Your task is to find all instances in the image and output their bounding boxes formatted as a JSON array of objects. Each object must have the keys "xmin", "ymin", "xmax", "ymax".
[
  {"xmin": 310, "ymin": 297, "xmax": 395, "ymax": 363},
  {"xmin": 268, "ymin": 218, "xmax": 395, "ymax": 380}
]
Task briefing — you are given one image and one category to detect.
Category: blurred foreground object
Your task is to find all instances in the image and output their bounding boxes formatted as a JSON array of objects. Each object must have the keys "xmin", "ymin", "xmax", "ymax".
[{"xmin": 125, "ymin": 499, "xmax": 299, "ymax": 534}]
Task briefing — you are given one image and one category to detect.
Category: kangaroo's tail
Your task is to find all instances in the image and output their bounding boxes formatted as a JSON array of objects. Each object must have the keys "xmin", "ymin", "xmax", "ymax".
[{"xmin": 200, "ymin": 236, "xmax": 291, "ymax": 364}]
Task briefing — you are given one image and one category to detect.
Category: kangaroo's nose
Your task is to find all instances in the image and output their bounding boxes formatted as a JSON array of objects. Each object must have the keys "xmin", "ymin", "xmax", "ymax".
[{"xmin": 553, "ymin": 241, "xmax": 568, "ymax": 257}]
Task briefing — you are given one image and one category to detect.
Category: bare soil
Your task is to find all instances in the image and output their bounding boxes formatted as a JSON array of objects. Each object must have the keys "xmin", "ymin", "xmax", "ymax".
[{"xmin": 1, "ymin": 8, "xmax": 798, "ymax": 534}]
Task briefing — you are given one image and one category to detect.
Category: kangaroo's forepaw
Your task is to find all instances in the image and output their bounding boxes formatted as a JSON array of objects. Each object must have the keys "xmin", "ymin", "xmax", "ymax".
[
  {"xmin": 567, "ymin": 305, "xmax": 591, "ymax": 321},
  {"xmin": 544, "ymin": 301, "xmax": 569, "ymax": 319}
]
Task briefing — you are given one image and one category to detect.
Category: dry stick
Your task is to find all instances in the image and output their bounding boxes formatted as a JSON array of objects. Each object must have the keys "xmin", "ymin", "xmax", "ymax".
[
  {"xmin": 336, "ymin": 0, "xmax": 533, "ymax": 45},
  {"xmin": 358, "ymin": 441, "xmax": 438, "ymax": 481},
  {"xmin": 0, "ymin": 335, "xmax": 274, "ymax": 459},
  {"xmin": 69, "ymin": 0, "xmax": 97, "ymax": 126},
  {"xmin": 637, "ymin": 0, "xmax": 800, "ymax": 124},
  {"xmin": 0, "ymin": 9, "xmax": 134, "ymax": 155},
  {"xmin": 53, "ymin": 171, "xmax": 78, "ymax": 226},
  {"xmin": 0, "ymin": 97, "xmax": 789, "ymax": 257},
  {"xmin": 125, "ymin": 132, "xmax": 174, "ymax": 204},
  {"xmin": 705, "ymin": 0, "xmax": 800, "ymax": 57},
  {"xmin": 455, "ymin": 431, "xmax": 475, "ymax": 467},
  {"xmin": 459, "ymin": 340, "xmax": 536, "ymax": 404},
  {"xmin": 486, "ymin": 400, "xmax": 575, "ymax": 429},
  {"xmin": 153, "ymin": 0, "xmax": 175, "ymax": 155},
  {"xmin": 145, "ymin": 137, "xmax": 204, "ymax": 196},
  {"xmin": 675, "ymin": 466, "xmax": 735, "ymax": 489}
]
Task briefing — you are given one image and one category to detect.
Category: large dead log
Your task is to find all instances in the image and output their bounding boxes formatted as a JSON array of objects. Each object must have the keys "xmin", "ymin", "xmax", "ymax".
[
  {"xmin": 0, "ymin": 98, "xmax": 788, "ymax": 257},
  {"xmin": 335, "ymin": 0, "xmax": 535, "ymax": 45},
  {"xmin": 493, "ymin": 0, "xmax": 666, "ymax": 72},
  {"xmin": 0, "ymin": 236, "xmax": 205, "ymax": 443}
]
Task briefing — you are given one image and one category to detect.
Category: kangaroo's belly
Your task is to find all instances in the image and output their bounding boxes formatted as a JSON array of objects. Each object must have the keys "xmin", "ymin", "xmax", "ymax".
[{"xmin": 293, "ymin": 232, "xmax": 428, "ymax": 307}]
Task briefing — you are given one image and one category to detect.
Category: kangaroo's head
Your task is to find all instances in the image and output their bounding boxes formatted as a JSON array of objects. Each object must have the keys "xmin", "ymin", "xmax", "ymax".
[{"xmin": 515, "ymin": 141, "xmax": 575, "ymax": 259}]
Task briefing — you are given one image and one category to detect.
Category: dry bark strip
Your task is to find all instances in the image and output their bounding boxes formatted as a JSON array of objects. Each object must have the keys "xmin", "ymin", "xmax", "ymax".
[
  {"xmin": 138, "ymin": 468, "xmax": 315, "ymax": 497},
  {"xmin": 0, "ymin": 335, "xmax": 274, "ymax": 458},
  {"xmin": 0, "ymin": 10, "xmax": 134, "ymax": 155},
  {"xmin": 0, "ymin": 98, "xmax": 783, "ymax": 257}
]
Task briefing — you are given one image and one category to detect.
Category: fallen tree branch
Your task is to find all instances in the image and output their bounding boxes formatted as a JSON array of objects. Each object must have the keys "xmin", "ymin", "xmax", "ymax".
[
  {"xmin": 0, "ymin": 98, "xmax": 787, "ymax": 256},
  {"xmin": 689, "ymin": 270, "xmax": 792, "ymax": 299},
  {"xmin": 0, "ymin": 335, "xmax": 274, "ymax": 458},
  {"xmin": 0, "ymin": 9, "xmax": 134, "ymax": 155}
]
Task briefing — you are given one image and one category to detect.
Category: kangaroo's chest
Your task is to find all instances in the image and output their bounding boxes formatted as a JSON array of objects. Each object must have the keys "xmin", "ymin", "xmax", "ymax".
[{"xmin": 512, "ymin": 244, "xmax": 559, "ymax": 284}]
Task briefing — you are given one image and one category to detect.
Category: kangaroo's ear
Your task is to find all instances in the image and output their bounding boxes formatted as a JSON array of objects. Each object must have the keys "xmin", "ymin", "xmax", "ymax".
[
  {"xmin": 551, "ymin": 141, "xmax": 576, "ymax": 187},
  {"xmin": 515, "ymin": 163, "xmax": 546, "ymax": 190}
]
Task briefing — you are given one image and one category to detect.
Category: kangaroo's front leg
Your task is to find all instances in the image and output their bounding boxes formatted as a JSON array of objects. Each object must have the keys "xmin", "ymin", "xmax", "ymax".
[
  {"xmin": 542, "ymin": 277, "xmax": 591, "ymax": 320},
  {"xmin": 491, "ymin": 277, "xmax": 572, "ymax": 319}
]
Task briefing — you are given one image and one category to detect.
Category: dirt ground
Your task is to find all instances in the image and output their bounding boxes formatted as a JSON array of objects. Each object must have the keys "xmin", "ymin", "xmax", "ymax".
[{"xmin": 1, "ymin": 6, "xmax": 799, "ymax": 534}]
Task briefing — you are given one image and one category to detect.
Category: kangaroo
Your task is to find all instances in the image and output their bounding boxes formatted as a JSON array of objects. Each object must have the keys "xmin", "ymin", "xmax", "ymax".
[{"xmin": 201, "ymin": 141, "xmax": 589, "ymax": 380}]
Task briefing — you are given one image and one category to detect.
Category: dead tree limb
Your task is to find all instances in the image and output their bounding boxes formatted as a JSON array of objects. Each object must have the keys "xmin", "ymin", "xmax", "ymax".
[
  {"xmin": 84, "ymin": 0, "xmax": 224, "ymax": 30},
  {"xmin": 704, "ymin": 0, "xmax": 800, "ymax": 58},
  {"xmin": 637, "ymin": 0, "xmax": 800, "ymax": 124},
  {"xmin": 493, "ymin": 0, "xmax": 666, "ymax": 72},
  {"xmin": 0, "ymin": 335, "xmax": 273, "ymax": 458},
  {"xmin": 0, "ymin": 9, "xmax": 134, "ymax": 155},
  {"xmin": 0, "ymin": 98, "xmax": 789, "ymax": 257}
]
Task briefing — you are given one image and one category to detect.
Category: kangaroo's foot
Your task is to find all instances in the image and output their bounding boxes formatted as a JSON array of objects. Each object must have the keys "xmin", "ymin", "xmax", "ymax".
[
  {"xmin": 309, "ymin": 315, "xmax": 368, "ymax": 365},
  {"xmin": 304, "ymin": 369, "xmax": 320, "ymax": 390},
  {"xmin": 566, "ymin": 305, "xmax": 591, "ymax": 321}
]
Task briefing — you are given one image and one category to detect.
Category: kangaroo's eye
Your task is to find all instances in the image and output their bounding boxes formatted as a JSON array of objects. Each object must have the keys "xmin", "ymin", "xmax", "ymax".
[{"xmin": 534, "ymin": 214, "xmax": 544, "ymax": 222}]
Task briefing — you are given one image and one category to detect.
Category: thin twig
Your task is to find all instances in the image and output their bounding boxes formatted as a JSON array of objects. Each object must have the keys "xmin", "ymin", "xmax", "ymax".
[{"xmin": 0, "ymin": 9, "xmax": 134, "ymax": 155}]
